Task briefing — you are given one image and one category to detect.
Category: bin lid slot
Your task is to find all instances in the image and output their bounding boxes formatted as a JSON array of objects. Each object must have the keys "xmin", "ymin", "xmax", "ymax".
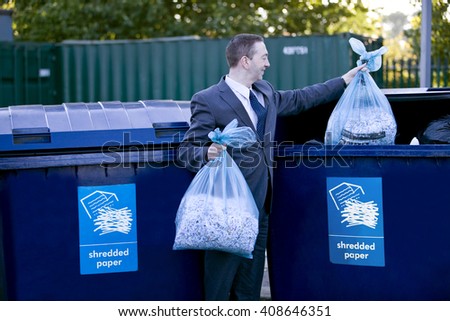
[
  {"xmin": 153, "ymin": 121, "xmax": 189, "ymax": 138},
  {"xmin": 12, "ymin": 127, "xmax": 51, "ymax": 144}
]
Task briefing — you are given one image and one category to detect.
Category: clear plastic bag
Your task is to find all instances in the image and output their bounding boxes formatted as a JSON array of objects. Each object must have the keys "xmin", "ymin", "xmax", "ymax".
[
  {"xmin": 325, "ymin": 38, "xmax": 397, "ymax": 145},
  {"xmin": 173, "ymin": 119, "xmax": 259, "ymax": 258}
]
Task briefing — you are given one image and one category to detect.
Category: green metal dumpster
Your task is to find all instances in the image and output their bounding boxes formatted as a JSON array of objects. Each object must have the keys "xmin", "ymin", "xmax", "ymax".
[
  {"xmin": 269, "ymin": 88, "xmax": 450, "ymax": 300},
  {"xmin": 0, "ymin": 100, "xmax": 203, "ymax": 300}
]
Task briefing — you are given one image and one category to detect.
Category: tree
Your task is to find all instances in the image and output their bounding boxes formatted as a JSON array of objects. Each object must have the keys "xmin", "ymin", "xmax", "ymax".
[
  {"xmin": 2, "ymin": 0, "xmax": 379, "ymax": 42},
  {"xmin": 405, "ymin": 0, "xmax": 450, "ymax": 60},
  {"xmin": 5, "ymin": 0, "xmax": 184, "ymax": 41},
  {"xmin": 381, "ymin": 11, "xmax": 415, "ymax": 61},
  {"xmin": 384, "ymin": 12, "xmax": 409, "ymax": 39},
  {"xmin": 264, "ymin": 0, "xmax": 379, "ymax": 36}
]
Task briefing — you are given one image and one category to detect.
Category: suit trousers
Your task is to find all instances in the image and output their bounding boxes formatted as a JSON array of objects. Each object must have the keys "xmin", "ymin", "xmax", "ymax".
[{"xmin": 203, "ymin": 208, "xmax": 269, "ymax": 300}]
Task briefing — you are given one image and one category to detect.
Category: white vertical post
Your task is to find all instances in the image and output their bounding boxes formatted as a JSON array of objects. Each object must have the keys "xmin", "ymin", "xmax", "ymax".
[{"xmin": 420, "ymin": 0, "xmax": 432, "ymax": 88}]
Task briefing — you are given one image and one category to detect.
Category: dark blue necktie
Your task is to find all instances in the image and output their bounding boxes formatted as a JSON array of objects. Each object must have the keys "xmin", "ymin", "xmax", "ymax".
[{"xmin": 249, "ymin": 90, "xmax": 267, "ymax": 140}]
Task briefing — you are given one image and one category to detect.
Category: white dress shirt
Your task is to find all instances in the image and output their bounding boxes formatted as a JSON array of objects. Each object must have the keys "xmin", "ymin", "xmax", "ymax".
[{"xmin": 225, "ymin": 75, "xmax": 265, "ymax": 129}]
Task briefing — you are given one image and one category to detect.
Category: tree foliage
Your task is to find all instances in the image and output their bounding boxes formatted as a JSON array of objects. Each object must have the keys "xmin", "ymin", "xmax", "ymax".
[
  {"xmin": 382, "ymin": 11, "xmax": 415, "ymax": 61},
  {"xmin": 406, "ymin": 0, "xmax": 450, "ymax": 60},
  {"xmin": 2, "ymin": 0, "xmax": 378, "ymax": 42}
]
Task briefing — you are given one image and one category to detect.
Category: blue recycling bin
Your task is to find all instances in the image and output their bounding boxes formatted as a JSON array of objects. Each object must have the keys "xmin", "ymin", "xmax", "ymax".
[
  {"xmin": 0, "ymin": 100, "xmax": 203, "ymax": 300},
  {"xmin": 268, "ymin": 88, "xmax": 450, "ymax": 300}
]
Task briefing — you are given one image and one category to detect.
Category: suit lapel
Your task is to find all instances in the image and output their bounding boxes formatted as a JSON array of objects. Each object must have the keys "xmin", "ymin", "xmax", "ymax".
[{"xmin": 217, "ymin": 78, "xmax": 256, "ymax": 132}]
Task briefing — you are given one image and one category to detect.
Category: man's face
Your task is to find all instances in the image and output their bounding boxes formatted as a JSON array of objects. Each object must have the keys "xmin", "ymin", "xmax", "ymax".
[{"xmin": 248, "ymin": 41, "xmax": 270, "ymax": 82}]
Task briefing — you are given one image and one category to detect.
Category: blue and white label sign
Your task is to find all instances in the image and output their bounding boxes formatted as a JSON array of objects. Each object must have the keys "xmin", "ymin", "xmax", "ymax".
[
  {"xmin": 78, "ymin": 184, "xmax": 138, "ymax": 275},
  {"xmin": 326, "ymin": 177, "xmax": 385, "ymax": 267}
]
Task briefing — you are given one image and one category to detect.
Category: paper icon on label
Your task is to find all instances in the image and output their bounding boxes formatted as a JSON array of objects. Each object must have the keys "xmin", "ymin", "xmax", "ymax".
[
  {"xmin": 80, "ymin": 190, "xmax": 132, "ymax": 235},
  {"xmin": 328, "ymin": 182, "xmax": 365, "ymax": 211}
]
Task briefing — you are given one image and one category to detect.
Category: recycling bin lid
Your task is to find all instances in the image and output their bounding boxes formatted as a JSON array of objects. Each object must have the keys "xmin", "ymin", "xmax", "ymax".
[
  {"xmin": 382, "ymin": 87, "xmax": 450, "ymax": 101},
  {"xmin": 0, "ymin": 100, "xmax": 191, "ymax": 154}
]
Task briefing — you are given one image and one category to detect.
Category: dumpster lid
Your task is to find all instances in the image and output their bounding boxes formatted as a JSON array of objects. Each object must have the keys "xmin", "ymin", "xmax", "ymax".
[
  {"xmin": 382, "ymin": 87, "xmax": 450, "ymax": 102},
  {"xmin": 0, "ymin": 100, "xmax": 191, "ymax": 154}
]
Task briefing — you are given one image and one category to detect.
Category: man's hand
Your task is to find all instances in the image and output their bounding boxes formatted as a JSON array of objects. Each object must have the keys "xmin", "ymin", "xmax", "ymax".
[
  {"xmin": 341, "ymin": 63, "xmax": 367, "ymax": 86},
  {"xmin": 207, "ymin": 143, "xmax": 226, "ymax": 161}
]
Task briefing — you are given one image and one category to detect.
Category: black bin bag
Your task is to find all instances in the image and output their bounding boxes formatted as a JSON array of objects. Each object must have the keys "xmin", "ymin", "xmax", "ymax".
[{"xmin": 418, "ymin": 115, "xmax": 450, "ymax": 144}]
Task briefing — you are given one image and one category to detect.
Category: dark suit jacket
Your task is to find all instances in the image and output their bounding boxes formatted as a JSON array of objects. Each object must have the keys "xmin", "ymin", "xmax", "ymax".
[{"xmin": 178, "ymin": 76, "xmax": 346, "ymax": 212}]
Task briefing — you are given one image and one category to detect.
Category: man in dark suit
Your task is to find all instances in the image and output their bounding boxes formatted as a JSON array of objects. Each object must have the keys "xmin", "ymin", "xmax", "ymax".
[{"xmin": 178, "ymin": 33, "xmax": 364, "ymax": 300}]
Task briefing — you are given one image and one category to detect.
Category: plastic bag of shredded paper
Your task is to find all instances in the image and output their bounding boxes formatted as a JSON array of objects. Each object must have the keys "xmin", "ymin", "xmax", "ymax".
[
  {"xmin": 173, "ymin": 119, "xmax": 259, "ymax": 259},
  {"xmin": 325, "ymin": 38, "xmax": 397, "ymax": 145}
]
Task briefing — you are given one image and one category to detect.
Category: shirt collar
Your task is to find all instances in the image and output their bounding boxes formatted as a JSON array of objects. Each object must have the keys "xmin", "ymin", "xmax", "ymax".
[{"xmin": 225, "ymin": 75, "xmax": 251, "ymax": 99}]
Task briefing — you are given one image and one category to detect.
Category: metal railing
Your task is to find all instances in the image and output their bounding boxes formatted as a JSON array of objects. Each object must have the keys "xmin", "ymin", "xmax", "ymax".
[{"xmin": 383, "ymin": 58, "xmax": 449, "ymax": 88}]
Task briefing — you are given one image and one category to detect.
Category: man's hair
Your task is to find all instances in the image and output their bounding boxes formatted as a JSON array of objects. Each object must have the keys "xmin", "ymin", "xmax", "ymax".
[{"xmin": 225, "ymin": 33, "xmax": 264, "ymax": 68}]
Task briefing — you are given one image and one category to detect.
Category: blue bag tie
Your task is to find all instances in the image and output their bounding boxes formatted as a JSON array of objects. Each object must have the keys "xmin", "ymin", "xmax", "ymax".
[
  {"xmin": 207, "ymin": 118, "xmax": 256, "ymax": 148},
  {"xmin": 349, "ymin": 37, "xmax": 387, "ymax": 72}
]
